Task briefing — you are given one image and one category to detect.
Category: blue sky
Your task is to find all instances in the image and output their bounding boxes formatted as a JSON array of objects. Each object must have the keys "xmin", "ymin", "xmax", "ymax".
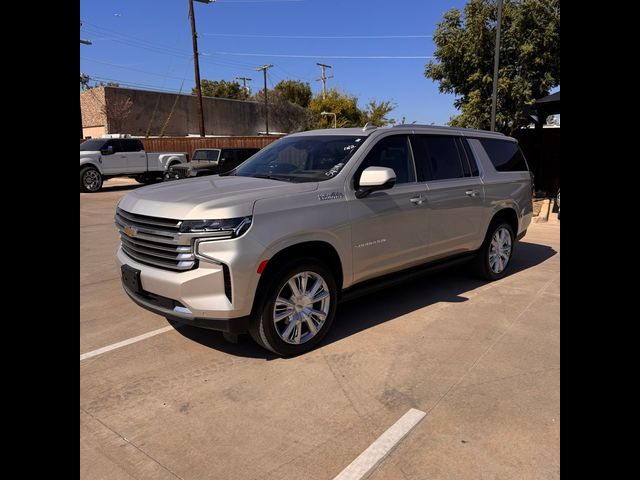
[{"xmin": 80, "ymin": 0, "xmax": 478, "ymax": 125}]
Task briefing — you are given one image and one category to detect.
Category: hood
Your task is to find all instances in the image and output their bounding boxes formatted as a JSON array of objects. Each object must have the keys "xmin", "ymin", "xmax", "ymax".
[
  {"xmin": 80, "ymin": 151, "xmax": 100, "ymax": 159},
  {"xmin": 118, "ymin": 175, "xmax": 318, "ymax": 219}
]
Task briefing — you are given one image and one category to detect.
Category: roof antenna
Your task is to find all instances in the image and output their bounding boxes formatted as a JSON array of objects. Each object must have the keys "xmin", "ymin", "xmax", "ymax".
[{"xmin": 362, "ymin": 122, "xmax": 376, "ymax": 132}]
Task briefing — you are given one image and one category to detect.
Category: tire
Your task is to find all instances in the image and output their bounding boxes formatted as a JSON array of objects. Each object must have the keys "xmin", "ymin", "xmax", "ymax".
[
  {"xmin": 249, "ymin": 259, "xmax": 338, "ymax": 357},
  {"xmin": 80, "ymin": 166, "xmax": 103, "ymax": 193},
  {"xmin": 473, "ymin": 220, "xmax": 515, "ymax": 281},
  {"xmin": 134, "ymin": 174, "xmax": 158, "ymax": 185}
]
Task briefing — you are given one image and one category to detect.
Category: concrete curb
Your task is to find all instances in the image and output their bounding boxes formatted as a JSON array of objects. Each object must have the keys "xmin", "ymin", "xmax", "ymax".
[{"xmin": 533, "ymin": 199, "xmax": 551, "ymax": 223}]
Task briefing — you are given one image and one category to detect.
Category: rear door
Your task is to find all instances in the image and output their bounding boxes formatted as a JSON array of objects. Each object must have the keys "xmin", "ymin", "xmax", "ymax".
[
  {"xmin": 411, "ymin": 134, "xmax": 485, "ymax": 260},
  {"xmin": 122, "ymin": 139, "xmax": 147, "ymax": 173}
]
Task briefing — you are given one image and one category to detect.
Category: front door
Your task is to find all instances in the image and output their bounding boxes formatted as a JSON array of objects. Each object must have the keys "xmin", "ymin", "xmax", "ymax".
[
  {"xmin": 348, "ymin": 134, "xmax": 429, "ymax": 283},
  {"xmin": 100, "ymin": 139, "xmax": 127, "ymax": 174}
]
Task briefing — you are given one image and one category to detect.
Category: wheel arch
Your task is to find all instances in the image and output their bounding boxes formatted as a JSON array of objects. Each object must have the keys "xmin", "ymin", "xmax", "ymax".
[{"xmin": 251, "ymin": 240, "xmax": 344, "ymax": 317}]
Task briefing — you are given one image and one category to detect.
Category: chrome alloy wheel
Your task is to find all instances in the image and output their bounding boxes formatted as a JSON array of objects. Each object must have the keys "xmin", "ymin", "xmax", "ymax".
[
  {"xmin": 83, "ymin": 170, "xmax": 101, "ymax": 191},
  {"xmin": 489, "ymin": 227, "xmax": 512, "ymax": 274},
  {"xmin": 273, "ymin": 271, "xmax": 331, "ymax": 345}
]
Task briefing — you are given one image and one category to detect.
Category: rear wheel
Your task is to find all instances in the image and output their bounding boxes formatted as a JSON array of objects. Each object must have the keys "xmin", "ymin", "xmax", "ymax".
[
  {"xmin": 249, "ymin": 260, "xmax": 337, "ymax": 356},
  {"xmin": 474, "ymin": 220, "xmax": 514, "ymax": 280},
  {"xmin": 80, "ymin": 166, "xmax": 103, "ymax": 192}
]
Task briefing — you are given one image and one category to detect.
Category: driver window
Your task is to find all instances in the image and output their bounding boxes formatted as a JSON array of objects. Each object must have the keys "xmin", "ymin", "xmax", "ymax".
[{"xmin": 354, "ymin": 135, "xmax": 416, "ymax": 188}]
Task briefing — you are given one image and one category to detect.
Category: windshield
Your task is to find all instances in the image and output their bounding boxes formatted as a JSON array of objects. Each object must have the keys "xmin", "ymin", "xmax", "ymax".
[
  {"xmin": 192, "ymin": 149, "xmax": 220, "ymax": 162},
  {"xmin": 80, "ymin": 139, "xmax": 108, "ymax": 151},
  {"xmin": 233, "ymin": 135, "xmax": 366, "ymax": 182}
]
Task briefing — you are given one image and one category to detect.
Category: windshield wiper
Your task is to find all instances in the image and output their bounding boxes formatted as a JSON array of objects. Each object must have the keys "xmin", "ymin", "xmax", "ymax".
[{"xmin": 244, "ymin": 173, "xmax": 294, "ymax": 182}]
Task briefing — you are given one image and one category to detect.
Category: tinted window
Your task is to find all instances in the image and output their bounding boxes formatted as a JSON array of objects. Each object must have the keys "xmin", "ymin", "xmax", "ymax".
[
  {"xmin": 479, "ymin": 138, "xmax": 528, "ymax": 172},
  {"xmin": 104, "ymin": 140, "xmax": 122, "ymax": 153},
  {"xmin": 122, "ymin": 139, "xmax": 143, "ymax": 152},
  {"xmin": 459, "ymin": 138, "xmax": 480, "ymax": 176},
  {"xmin": 355, "ymin": 135, "xmax": 416, "ymax": 187},
  {"xmin": 411, "ymin": 135, "xmax": 464, "ymax": 181},
  {"xmin": 193, "ymin": 150, "xmax": 220, "ymax": 161},
  {"xmin": 80, "ymin": 139, "xmax": 108, "ymax": 151}
]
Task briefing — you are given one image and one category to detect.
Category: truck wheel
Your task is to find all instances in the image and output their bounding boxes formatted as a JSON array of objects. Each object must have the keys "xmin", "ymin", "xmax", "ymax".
[
  {"xmin": 474, "ymin": 220, "xmax": 515, "ymax": 281},
  {"xmin": 80, "ymin": 166, "xmax": 103, "ymax": 193},
  {"xmin": 249, "ymin": 260, "xmax": 337, "ymax": 357}
]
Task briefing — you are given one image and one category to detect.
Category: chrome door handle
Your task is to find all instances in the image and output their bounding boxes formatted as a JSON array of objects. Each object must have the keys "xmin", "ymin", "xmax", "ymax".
[
  {"xmin": 465, "ymin": 190, "xmax": 479, "ymax": 197},
  {"xmin": 410, "ymin": 196, "xmax": 425, "ymax": 205}
]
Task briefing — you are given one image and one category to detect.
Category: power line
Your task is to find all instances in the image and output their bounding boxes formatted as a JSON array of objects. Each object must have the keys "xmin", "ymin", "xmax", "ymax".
[
  {"xmin": 200, "ymin": 33, "xmax": 432, "ymax": 39},
  {"xmin": 80, "ymin": 57, "xmax": 188, "ymax": 81},
  {"xmin": 207, "ymin": 51, "xmax": 433, "ymax": 59}
]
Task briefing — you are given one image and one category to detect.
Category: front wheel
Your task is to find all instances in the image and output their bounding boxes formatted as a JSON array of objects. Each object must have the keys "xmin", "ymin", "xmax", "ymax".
[
  {"xmin": 249, "ymin": 261, "xmax": 337, "ymax": 356},
  {"xmin": 80, "ymin": 166, "xmax": 103, "ymax": 192},
  {"xmin": 474, "ymin": 220, "xmax": 515, "ymax": 281}
]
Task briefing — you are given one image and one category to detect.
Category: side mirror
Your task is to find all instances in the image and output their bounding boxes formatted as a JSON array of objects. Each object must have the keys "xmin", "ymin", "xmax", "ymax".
[
  {"xmin": 100, "ymin": 145, "xmax": 114, "ymax": 155},
  {"xmin": 356, "ymin": 167, "xmax": 396, "ymax": 198}
]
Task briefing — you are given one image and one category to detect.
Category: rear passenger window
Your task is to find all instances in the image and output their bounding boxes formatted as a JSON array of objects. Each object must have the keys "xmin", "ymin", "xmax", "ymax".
[
  {"xmin": 355, "ymin": 135, "xmax": 416, "ymax": 187},
  {"xmin": 122, "ymin": 139, "xmax": 143, "ymax": 152},
  {"xmin": 459, "ymin": 138, "xmax": 480, "ymax": 176},
  {"xmin": 478, "ymin": 138, "xmax": 528, "ymax": 172},
  {"xmin": 411, "ymin": 135, "xmax": 465, "ymax": 181}
]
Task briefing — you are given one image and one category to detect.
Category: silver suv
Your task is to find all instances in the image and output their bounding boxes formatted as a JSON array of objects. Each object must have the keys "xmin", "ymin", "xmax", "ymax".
[{"xmin": 116, "ymin": 125, "xmax": 533, "ymax": 356}]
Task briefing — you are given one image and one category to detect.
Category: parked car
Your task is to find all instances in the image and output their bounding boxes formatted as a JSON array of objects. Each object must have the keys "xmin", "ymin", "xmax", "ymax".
[
  {"xmin": 116, "ymin": 125, "xmax": 533, "ymax": 356},
  {"xmin": 80, "ymin": 135, "xmax": 187, "ymax": 192},
  {"xmin": 164, "ymin": 148, "xmax": 260, "ymax": 181}
]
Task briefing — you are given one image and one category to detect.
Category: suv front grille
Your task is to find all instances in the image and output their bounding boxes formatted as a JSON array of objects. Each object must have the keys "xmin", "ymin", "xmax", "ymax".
[{"xmin": 115, "ymin": 208, "xmax": 196, "ymax": 271}]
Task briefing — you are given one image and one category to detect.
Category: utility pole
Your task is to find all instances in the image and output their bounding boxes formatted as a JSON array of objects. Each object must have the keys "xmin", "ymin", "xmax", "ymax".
[
  {"xmin": 256, "ymin": 65, "xmax": 273, "ymax": 134},
  {"xmin": 80, "ymin": 22, "xmax": 91, "ymax": 139},
  {"xmin": 188, "ymin": 0, "xmax": 214, "ymax": 137},
  {"xmin": 490, "ymin": 0, "xmax": 503, "ymax": 132},
  {"xmin": 316, "ymin": 63, "xmax": 333, "ymax": 100},
  {"xmin": 235, "ymin": 76, "xmax": 252, "ymax": 100}
]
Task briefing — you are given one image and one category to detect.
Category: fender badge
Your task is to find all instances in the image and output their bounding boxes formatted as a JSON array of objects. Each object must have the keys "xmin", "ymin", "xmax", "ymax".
[{"xmin": 318, "ymin": 192, "xmax": 344, "ymax": 201}]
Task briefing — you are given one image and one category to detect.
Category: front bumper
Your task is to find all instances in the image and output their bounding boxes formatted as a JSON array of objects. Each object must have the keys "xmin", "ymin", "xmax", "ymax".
[{"xmin": 122, "ymin": 283, "xmax": 249, "ymax": 333}]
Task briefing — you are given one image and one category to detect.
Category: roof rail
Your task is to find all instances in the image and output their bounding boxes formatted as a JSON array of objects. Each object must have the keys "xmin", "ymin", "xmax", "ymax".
[
  {"xmin": 392, "ymin": 124, "xmax": 505, "ymax": 135},
  {"xmin": 362, "ymin": 122, "xmax": 377, "ymax": 132}
]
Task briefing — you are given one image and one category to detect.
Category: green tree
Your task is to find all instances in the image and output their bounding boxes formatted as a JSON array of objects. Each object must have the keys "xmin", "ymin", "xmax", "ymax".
[
  {"xmin": 195, "ymin": 79, "xmax": 244, "ymax": 99},
  {"xmin": 308, "ymin": 89, "xmax": 363, "ymax": 129},
  {"xmin": 274, "ymin": 80, "xmax": 313, "ymax": 108},
  {"xmin": 425, "ymin": 0, "xmax": 560, "ymax": 134},
  {"xmin": 361, "ymin": 100, "xmax": 396, "ymax": 126}
]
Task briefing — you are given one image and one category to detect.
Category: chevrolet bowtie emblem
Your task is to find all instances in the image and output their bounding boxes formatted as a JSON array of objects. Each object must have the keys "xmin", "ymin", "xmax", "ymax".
[{"xmin": 123, "ymin": 226, "xmax": 136, "ymax": 237}]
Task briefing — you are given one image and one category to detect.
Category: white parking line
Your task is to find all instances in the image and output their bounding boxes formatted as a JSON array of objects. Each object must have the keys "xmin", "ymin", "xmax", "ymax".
[
  {"xmin": 333, "ymin": 408, "xmax": 426, "ymax": 480},
  {"xmin": 80, "ymin": 325, "xmax": 178, "ymax": 361}
]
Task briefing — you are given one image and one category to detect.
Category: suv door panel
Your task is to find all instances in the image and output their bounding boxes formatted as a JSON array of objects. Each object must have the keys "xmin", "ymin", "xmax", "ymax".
[
  {"xmin": 410, "ymin": 134, "xmax": 485, "ymax": 259},
  {"xmin": 348, "ymin": 134, "xmax": 429, "ymax": 282}
]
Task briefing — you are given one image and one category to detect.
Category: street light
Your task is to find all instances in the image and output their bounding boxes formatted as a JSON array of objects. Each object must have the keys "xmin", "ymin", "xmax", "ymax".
[
  {"xmin": 321, "ymin": 111, "xmax": 337, "ymax": 129},
  {"xmin": 189, "ymin": 0, "xmax": 215, "ymax": 137}
]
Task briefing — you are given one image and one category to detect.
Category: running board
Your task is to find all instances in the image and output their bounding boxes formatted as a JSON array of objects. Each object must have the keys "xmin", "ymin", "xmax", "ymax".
[{"xmin": 340, "ymin": 252, "xmax": 477, "ymax": 304}]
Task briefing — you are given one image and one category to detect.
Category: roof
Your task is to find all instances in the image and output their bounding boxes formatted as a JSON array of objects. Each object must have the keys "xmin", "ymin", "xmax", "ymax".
[
  {"xmin": 288, "ymin": 125, "xmax": 507, "ymax": 138},
  {"xmin": 535, "ymin": 91, "xmax": 560, "ymax": 105}
]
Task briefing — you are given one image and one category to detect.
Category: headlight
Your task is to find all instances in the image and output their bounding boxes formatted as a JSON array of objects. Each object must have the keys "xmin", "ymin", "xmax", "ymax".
[{"xmin": 180, "ymin": 216, "xmax": 252, "ymax": 238}]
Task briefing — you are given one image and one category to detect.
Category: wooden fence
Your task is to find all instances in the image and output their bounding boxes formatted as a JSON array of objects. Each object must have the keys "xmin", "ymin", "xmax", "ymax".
[{"xmin": 80, "ymin": 136, "xmax": 283, "ymax": 158}]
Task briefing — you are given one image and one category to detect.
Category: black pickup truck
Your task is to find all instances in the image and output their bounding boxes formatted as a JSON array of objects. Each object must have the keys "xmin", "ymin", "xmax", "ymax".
[{"xmin": 164, "ymin": 147, "xmax": 260, "ymax": 181}]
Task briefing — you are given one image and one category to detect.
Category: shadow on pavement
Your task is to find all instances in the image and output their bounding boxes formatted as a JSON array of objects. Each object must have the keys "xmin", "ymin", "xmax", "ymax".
[{"xmin": 173, "ymin": 241, "xmax": 556, "ymax": 359}]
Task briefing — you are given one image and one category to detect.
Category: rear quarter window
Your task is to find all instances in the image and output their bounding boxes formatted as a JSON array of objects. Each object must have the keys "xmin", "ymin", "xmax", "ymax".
[{"xmin": 478, "ymin": 138, "xmax": 528, "ymax": 172}]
